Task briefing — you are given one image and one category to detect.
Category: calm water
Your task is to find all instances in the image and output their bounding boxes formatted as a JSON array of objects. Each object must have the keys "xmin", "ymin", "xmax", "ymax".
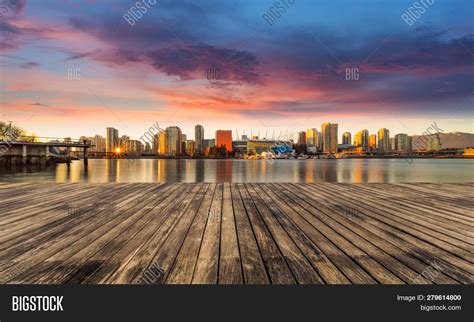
[{"xmin": 0, "ymin": 159, "xmax": 472, "ymax": 183}]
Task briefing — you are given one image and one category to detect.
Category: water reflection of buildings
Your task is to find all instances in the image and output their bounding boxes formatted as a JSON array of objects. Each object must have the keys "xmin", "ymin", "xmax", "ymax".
[
  {"xmin": 216, "ymin": 159, "xmax": 233, "ymax": 182},
  {"xmin": 156, "ymin": 159, "xmax": 184, "ymax": 182},
  {"xmin": 47, "ymin": 158, "xmax": 427, "ymax": 184}
]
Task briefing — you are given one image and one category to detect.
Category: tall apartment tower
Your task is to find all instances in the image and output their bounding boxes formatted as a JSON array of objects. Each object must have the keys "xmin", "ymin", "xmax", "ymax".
[
  {"xmin": 158, "ymin": 130, "xmax": 167, "ymax": 155},
  {"xmin": 395, "ymin": 133, "xmax": 410, "ymax": 152},
  {"xmin": 342, "ymin": 132, "xmax": 351, "ymax": 145},
  {"xmin": 306, "ymin": 128, "xmax": 319, "ymax": 152},
  {"xmin": 354, "ymin": 129, "xmax": 369, "ymax": 150},
  {"xmin": 321, "ymin": 123, "xmax": 338, "ymax": 154},
  {"xmin": 368, "ymin": 134, "xmax": 377, "ymax": 150},
  {"xmin": 378, "ymin": 128, "xmax": 390, "ymax": 154},
  {"xmin": 165, "ymin": 126, "xmax": 182, "ymax": 155},
  {"xmin": 195, "ymin": 124, "xmax": 204, "ymax": 154},
  {"xmin": 106, "ymin": 127, "xmax": 119, "ymax": 153},
  {"xmin": 297, "ymin": 131, "xmax": 306, "ymax": 145}
]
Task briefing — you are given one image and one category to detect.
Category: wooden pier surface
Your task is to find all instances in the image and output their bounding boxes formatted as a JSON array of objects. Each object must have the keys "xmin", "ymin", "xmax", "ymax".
[{"xmin": 0, "ymin": 182, "xmax": 472, "ymax": 284}]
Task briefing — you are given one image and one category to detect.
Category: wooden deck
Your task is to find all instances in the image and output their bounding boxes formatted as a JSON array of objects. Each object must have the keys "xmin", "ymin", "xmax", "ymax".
[{"xmin": 0, "ymin": 182, "xmax": 472, "ymax": 284}]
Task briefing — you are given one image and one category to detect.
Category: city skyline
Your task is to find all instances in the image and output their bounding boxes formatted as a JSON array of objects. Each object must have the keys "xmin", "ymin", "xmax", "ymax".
[
  {"xmin": 1, "ymin": 0, "xmax": 473, "ymax": 139},
  {"xmin": 81, "ymin": 121, "xmax": 452, "ymax": 158}
]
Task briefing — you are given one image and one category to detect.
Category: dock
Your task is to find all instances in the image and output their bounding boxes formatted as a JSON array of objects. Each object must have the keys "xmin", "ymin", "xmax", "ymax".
[{"xmin": 0, "ymin": 182, "xmax": 472, "ymax": 284}]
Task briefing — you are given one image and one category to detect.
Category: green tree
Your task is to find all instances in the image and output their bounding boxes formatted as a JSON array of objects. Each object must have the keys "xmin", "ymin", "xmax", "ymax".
[{"xmin": 0, "ymin": 121, "xmax": 35, "ymax": 142}]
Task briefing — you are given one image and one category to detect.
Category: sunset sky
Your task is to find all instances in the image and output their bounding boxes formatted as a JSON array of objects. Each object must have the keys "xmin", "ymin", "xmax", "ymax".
[{"xmin": 0, "ymin": 0, "xmax": 473, "ymax": 141}]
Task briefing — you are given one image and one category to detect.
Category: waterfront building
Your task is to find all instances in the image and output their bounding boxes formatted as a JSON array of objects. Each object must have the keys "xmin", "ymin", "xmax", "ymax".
[
  {"xmin": 354, "ymin": 130, "xmax": 369, "ymax": 150},
  {"xmin": 120, "ymin": 135, "xmax": 130, "ymax": 152},
  {"xmin": 181, "ymin": 134, "xmax": 187, "ymax": 155},
  {"xmin": 395, "ymin": 134, "xmax": 410, "ymax": 152},
  {"xmin": 390, "ymin": 138, "xmax": 395, "ymax": 151},
  {"xmin": 125, "ymin": 139, "xmax": 143, "ymax": 155},
  {"xmin": 321, "ymin": 123, "xmax": 338, "ymax": 154},
  {"xmin": 186, "ymin": 140, "xmax": 196, "ymax": 156},
  {"xmin": 342, "ymin": 132, "xmax": 351, "ymax": 145},
  {"xmin": 153, "ymin": 133, "xmax": 159, "ymax": 154},
  {"xmin": 92, "ymin": 135, "xmax": 106, "ymax": 153},
  {"xmin": 144, "ymin": 142, "xmax": 151, "ymax": 154},
  {"xmin": 195, "ymin": 124, "xmax": 204, "ymax": 154},
  {"xmin": 368, "ymin": 134, "xmax": 377, "ymax": 150},
  {"xmin": 297, "ymin": 131, "xmax": 306, "ymax": 145},
  {"xmin": 306, "ymin": 128, "xmax": 319, "ymax": 152},
  {"xmin": 216, "ymin": 130, "xmax": 233, "ymax": 152},
  {"xmin": 158, "ymin": 130, "xmax": 167, "ymax": 154},
  {"xmin": 232, "ymin": 140, "xmax": 248, "ymax": 155},
  {"xmin": 165, "ymin": 126, "xmax": 182, "ymax": 155},
  {"xmin": 378, "ymin": 128, "xmax": 390, "ymax": 154},
  {"xmin": 106, "ymin": 127, "xmax": 119, "ymax": 153}
]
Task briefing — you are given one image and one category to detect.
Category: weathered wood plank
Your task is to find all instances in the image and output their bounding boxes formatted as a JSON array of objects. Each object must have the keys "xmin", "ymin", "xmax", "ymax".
[
  {"xmin": 217, "ymin": 183, "xmax": 243, "ymax": 284},
  {"xmin": 0, "ymin": 182, "xmax": 471, "ymax": 285}
]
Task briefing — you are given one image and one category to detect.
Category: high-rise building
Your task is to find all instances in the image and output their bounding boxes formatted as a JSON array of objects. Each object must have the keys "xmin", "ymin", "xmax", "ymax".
[
  {"xmin": 186, "ymin": 140, "xmax": 196, "ymax": 156},
  {"xmin": 368, "ymin": 134, "xmax": 377, "ymax": 150},
  {"xmin": 145, "ymin": 142, "xmax": 151, "ymax": 154},
  {"xmin": 165, "ymin": 126, "xmax": 182, "ymax": 155},
  {"xmin": 354, "ymin": 130, "xmax": 369, "ymax": 150},
  {"xmin": 306, "ymin": 128, "xmax": 318, "ymax": 147},
  {"xmin": 106, "ymin": 127, "xmax": 119, "ymax": 153},
  {"xmin": 93, "ymin": 135, "xmax": 106, "ymax": 153},
  {"xmin": 297, "ymin": 131, "xmax": 306, "ymax": 145},
  {"xmin": 120, "ymin": 135, "xmax": 130, "ymax": 152},
  {"xmin": 395, "ymin": 134, "xmax": 409, "ymax": 152},
  {"xmin": 216, "ymin": 130, "xmax": 232, "ymax": 152},
  {"xmin": 306, "ymin": 128, "xmax": 319, "ymax": 153},
  {"xmin": 378, "ymin": 128, "xmax": 390, "ymax": 154},
  {"xmin": 126, "ymin": 140, "xmax": 143, "ymax": 154},
  {"xmin": 158, "ymin": 130, "xmax": 167, "ymax": 154},
  {"xmin": 342, "ymin": 132, "xmax": 351, "ymax": 145},
  {"xmin": 152, "ymin": 133, "xmax": 159, "ymax": 155},
  {"xmin": 321, "ymin": 123, "xmax": 338, "ymax": 154},
  {"xmin": 195, "ymin": 124, "xmax": 204, "ymax": 154}
]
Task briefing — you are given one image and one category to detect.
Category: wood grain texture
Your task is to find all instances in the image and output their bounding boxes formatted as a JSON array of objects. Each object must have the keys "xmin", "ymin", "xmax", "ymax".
[{"xmin": 0, "ymin": 182, "xmax": 472, "ymax": 284}]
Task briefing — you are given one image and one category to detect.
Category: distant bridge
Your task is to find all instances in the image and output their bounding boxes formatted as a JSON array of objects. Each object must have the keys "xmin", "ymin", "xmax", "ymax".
[{"xmin": 0, "ymin": 136, "xmax": 95, "ymax": 166}]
